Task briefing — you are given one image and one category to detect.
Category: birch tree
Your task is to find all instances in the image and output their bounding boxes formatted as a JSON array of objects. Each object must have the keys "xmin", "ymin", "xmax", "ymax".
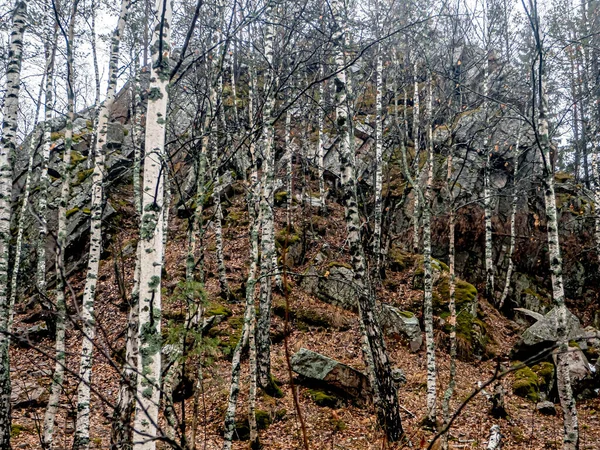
[
  {"xmin": 0, "ymin": 2, "xmax": 27, "ymax": 447},
  {"xmin": 524, "ymin": 1, "xmax": 579, "ymax": 447},
  {"xmin": 331, "ymin": 0, "xmax": 403, "ymax": 440},
  {"xmin": 73, "ymin": 1, "xmax": 131, "ymax": 448},
  {"xmin": 43, "ymin": 1, "xmax": 81, "ymax": 447},
  {"xmin": 132, "ymin": 0, "xmax": 172, "ymax": 447}
]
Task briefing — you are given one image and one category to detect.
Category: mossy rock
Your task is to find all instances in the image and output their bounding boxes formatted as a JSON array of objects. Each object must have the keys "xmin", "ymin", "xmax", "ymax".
[
  {"xmin": 73, "ymin": 168, "xmax": 94, "ymax": 186},
  {"xmin": 70, "ymin": 151, "xmax": 87, "ymax": 165},
  {"xmin": 225, "ymin": 210, "xmax": 246, "ymax": 226},
  {"xmin": 51, "ymin": 131, "xmax": 64, "ymax": 141},
  {"xmin": 296, "ymin": 309, "xmax": 331, "ymax": 329},
  {"xmin": 436, "ymin": 277, "xmax": 478, "ymax": 313},
  {"xmin": 308, "ymin": 389, "xmax": 341, "ymax": 408},
  {"xmin": 229, "ymin": 409, "xmax": 272, "ymax": 441},
  {"xmin": 412, "ymin": 256, "xmax": 449, "ymax": 289},
  {"xmin": 263, "ymin": 375, "xmax": 284, "ymax": 398},
  {"xmin": 555, "ymin": 172, "xmax": 574, "ymax": 183},
  {"xmin": 532, "ymin": 361, "xmax": 554, "ymax": 391},
  {"xmin": 512, "ymin": 366, "xmax": 540, "ymax": 402},
  {"xmin": 441, "ymin": 310, "xmax": 488, "ymax": 361},
  {"xmin": 388, "ymin": 248, "xmax": 412, "ymax": 272}
]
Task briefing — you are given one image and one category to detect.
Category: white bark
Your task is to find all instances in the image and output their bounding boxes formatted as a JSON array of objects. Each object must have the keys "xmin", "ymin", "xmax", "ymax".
[
  {"xmin": 499, "ymin": 134, "xmax": 521, "ymax": 310},
  {"xmin": 0, "ymin": 2, "xmax": 26, "ymax": 446},
  {"xmin": 423, "ymin": 75, "xmax": 437, "ymax": 426},
  {"xmin": 132, "ymin": 0, "xmax": 172, "ymax": 447},
  {"xmin": 43, "ymin": 2, "xmax": 80, "ymax": 446},
  {"xmin": 317, "ymin": 66, "xmax": 326, "ymax": 211},
  {"xmin": 486, "ymin": 425, "xmax": 502, "ymax": 449},
  {"xmin": 373, "ymin": 49, "xmax": 383, "ymax": 271},
  {"xmin": 73, "ymin": 2, "xmax": 131, "ymax": 448},
  {"xmin": 412, "ymin": 60, "xmax": 421, "ymax": 253}
]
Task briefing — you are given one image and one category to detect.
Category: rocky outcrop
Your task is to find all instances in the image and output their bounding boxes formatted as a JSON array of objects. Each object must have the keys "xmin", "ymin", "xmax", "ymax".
[
  {"xmin": 291, "ymin": 348, "xmax": 370, "ymax": 401},
  {"xmin": 300, "ymin": 265, "xmax": 423, "ymax": 350}
]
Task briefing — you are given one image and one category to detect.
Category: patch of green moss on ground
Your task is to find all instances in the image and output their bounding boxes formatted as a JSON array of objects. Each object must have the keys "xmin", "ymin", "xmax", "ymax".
[
  {"xmin": 11, "ymin": 424, "xmax": 28, "ymax": 438},
  {"xmin": 70, "ymin": 151, "xmax": 86, "ymax": 165},
  {"xmin": 512, "ymin": 366, "xmax": 540, "ymax": 402},
  {"xmin": 436, "ymin": 277, "xmax": 478, "ymax": 313},
  {"xmin": 206, "ymin": 303, "xmax": 232, "ymax": 318},
  {"xmin": 308, "ymin": 389, "xmax": 340, "ymax": 408},
  {"xmin": 388, "ymin": 248, "xmax": 412, "ymax": 272},
  {"xmin": 73, "ymin": 168, "xmax": 94, "ymax": 186}
]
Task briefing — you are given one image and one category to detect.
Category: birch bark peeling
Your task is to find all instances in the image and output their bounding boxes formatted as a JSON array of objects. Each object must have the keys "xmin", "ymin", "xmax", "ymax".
[
  {"xmin": 0, "ymin": 3, "xmax": 27, "ymax": 447},
  {"xmin": 132, "ymin": 0, "xmax": 172, "ymax": 447}
]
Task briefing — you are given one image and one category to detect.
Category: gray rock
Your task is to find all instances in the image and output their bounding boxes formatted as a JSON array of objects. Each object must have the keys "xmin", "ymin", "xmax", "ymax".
[
  {"xmin": 291, "ymin": 348, "xmax": 370, "ymax": 400},
  {"xmin": 536, "ymin": 400, "xmax": 556, "ymax": 416},
  {"xmin": 512, "ymin": 307, "xmax": 585, "ymax": 359},
  {"xmin": 15, "ymin": 322, "xmax": 50, "ymax": 347},
  {"xmin": 379, "ymin": 305, "xmax": 423, "ymax": 352},
  {"xmin": 11, "ymin": 381, "xmax": 47, "ymax": 409},
  {"xmin": 391, "ymin": 367, "xmax": 407, "ymax": 385},
  {"xmin": 513, "ymin": 308, "xmax": 545, "ymax": 323},
  {"xmin": 552, "ymin": 347, "xmax": 596, "ymax": 398},
  {"xmin": 106, "ymin": 122, "xmax": 125, "ymax": 148},
  {"xmin": 316, "ymin": 266, "xmax": 357, "ymax": 310}
]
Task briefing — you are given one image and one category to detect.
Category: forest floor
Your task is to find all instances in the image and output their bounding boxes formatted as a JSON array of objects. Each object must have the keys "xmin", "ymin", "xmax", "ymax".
[{"xmin": 8, "ymin": 181, "xmax": 600, "ymax": 450}]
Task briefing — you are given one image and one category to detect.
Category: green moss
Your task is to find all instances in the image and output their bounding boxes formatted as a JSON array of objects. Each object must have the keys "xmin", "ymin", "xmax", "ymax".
[
  {"xmin": 206, "ymin": 303, "xmax": 232, "ymax": 318},
  {"xmin": 568, "ymin": 340, "xmax": 581, "ymax": 349},
  {"xmin": 11, "ymin": 424, "xmax": 28, "ymax": 438},
  {"xmin": 436, "ymin": 277, "xmax": 478, "ymax": 312},
  {"xmin": 388, "ymin": 248, "xmax": 411, "ymax": 272},
  {"xmin": 296, "ymin": 309, "xmax": 331, "ymax": 328},
  {"xmin": 275, "ymin": 229, "xmax": 300, "ymax": 247},
  {"xmin": 82, "ymin": 208, "xmax": 91, "ymax": 214},
  {"xmin": 327, "ymin": 261, "xmax": 352, "ymax": 270},
  {"xmin": 274, "ymin": 191, "xmax": 288, "ymax": 205},
  {"xmin": 532, "ymin": 362, "xmax": 554, "ymax": 391},
  {"xmin": 66, "ymin": 207, "xmax": 80, "ymax": 218},
  {"xmin": 308, "ymin": 389, "xmax": 339, "ymax": 408},
  {"xmin": 398, "ymin": 310, "xmax": 414, "ymax": 318},
  {"xmin": 51, "ymin": 131, "xmax": 64, "ymax": 141},
  {"xmin": 123, "ymin": 128, "xmax": 129, "ymax": 136},
  {"xmin": 225, "ymin": 210, "xmax": 245, "ymax": 226},
  {"xmin": 70, "ymin": 151, "xmax": 86, "ymax": 165},
  {"xmin": 512, "ymin": 366, "xmax": 540, "ymax": 402},
  {"xmin": 74, "ymin": 168, "xmax": 94, "ymax": 186},
  {"xmin": 555, "ymin": 172, "xmax": 574, "ymax": 183},
  {"xmin": 255, "ymin": 409, "xmax": 271, "ymax": 429},
  {"xmin": 263, "ymin": 375, "xmax": 284, "ymax": 398}
]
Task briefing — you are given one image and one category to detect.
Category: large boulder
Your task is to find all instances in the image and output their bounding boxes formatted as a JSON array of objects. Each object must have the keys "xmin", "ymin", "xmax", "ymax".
[
  {"xmin": 291, "ymin": 348, "xmax": 370, "ymax": 401},
  {"xmin": 512, "ymin": 307, "xmax": 586, "ymax": 360},
  {"xmin": 379, "ymin": 305, "xmax": 423, "ymax": 351},
  {"xmin": 552, "ymin": 347, "xmax": 596, "ymax": 399}
]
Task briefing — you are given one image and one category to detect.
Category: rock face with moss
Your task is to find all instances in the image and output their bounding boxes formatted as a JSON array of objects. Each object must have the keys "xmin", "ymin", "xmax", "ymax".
[{"xmin": 291, "ymin": 348, "xmax": 370, "ymax": 402}]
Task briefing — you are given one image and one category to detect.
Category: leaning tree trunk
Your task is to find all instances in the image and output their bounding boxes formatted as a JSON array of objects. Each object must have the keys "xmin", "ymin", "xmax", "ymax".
[
  {"xmin": 132, "ymin": 0, "xmax": 172, "ymax": 448},
  {"xmin": 73, "ymin": 2, "xmax": 131, "ymax": 449},
  {"xmin": 256, "ymin": 3, "xmax": 277, "ymax": 393},
  {"xmin": 42, "ymin": 2, "xmax": 80, "ymax": 447},
  {"xmin": 331, "ymin": 0, "xmax": 403, "ymax": 441},
  {"xmin": 0, "ymin": 3, "xmax": 26, "ymax": 447}
]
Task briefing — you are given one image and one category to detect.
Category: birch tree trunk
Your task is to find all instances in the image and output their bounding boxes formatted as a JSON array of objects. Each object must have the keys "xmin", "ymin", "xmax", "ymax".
[
  {"xmin": 73, "ymin": 2, "xmax": 131, "ymax": 448},
  {"xmin": 486, "ymin": 425, "xmax": 502, "ymax": 450},
  {"xmin": 37, "ymin": 26, "xmax": 58, "ymax": 309},
  {"xmin": 132, "ymin": 0, "xmax": 172, "ymax": 447},
  {"xmin": 317, "ymin": 66, "xmax": 326, "ymax": 212},
  {"xmin": 43, "ymin": 2, "xmax": 80, "ymax": 446},
  {"xmin": 256, "ymin": 3, "xmax": 278, "ymax": 393},
  {"xmin": 8, "ymin": 77, "xmax": 45, "ymax": 333},
  {"xmin": 373, "ymin": 49, "xmax": 383, "ymax": 272},
  {"xmin": 412, "ymin": 60, "xmax": 421, "ymax": 254},
  {"xmin": 442, "ymin": 146, "xmax": 456, "ymax": 450},
  {"xmin": 422, "ymin": 75, "xmax": 437, "ymax": 426},
  {"xmin": 533, "ymin": 25, "xmax": 579, "ymax": 448},
  {"xmin": 0, "ymin": 3, "xmax": 27, "ymax": 447},
  {"xmin": 223, "ymin": 72, "xmax": 261, "ymax": 449},
  {"xmin": 331, "ymin": 0, "xmax": 403, "ymax": 440},
  {"xmin": 499, "ymin": 134, "xmax": 521, "ymax": 310}
]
